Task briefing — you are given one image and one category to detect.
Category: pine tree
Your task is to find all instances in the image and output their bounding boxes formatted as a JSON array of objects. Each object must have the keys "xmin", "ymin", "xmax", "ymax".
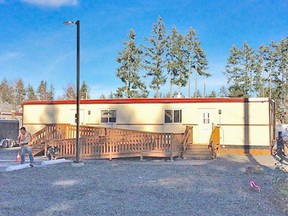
[
  {"xmin": 268, "ymin": 39, "xmax": 288, "ymax": 123},
  {"xmin": 47, "ymin": 84, "xmax": 55, "ymax": 100},
  {"xmin": 37, "ymin": 80, "xmax": 47, "ymax": 100},
  {"xmin": 37, "ymin": 80, "xmax": 53, "ymax": 100},
  {"xmin": 108, "ymin": 92, "xmax": 114, "ymax": 99},
  {"xmin": 254, "ymin": 44, "xmax": 270, "ymax": 97},
  {"xmin": 15, "ymin": 79, "xmax": 26, "ymax": 106},
  {"xmin": 242, "ymin": 42, "xmax": 256, "ymax": 95},
  {"xmin": 0, "ymin": 78, "xmax": 12, "ymax": 104},
  {"xmin": 142, "ymin": 16, "xmax": 168, "ymax": 97},
  {"xmin": 115, "ymin": 29, "xmax": 148, "ymax": 98},
  {"xmin": 63, "ymin": 84, "xmax": 76, "ymax": 100},
  {"xmin": 209, "ymin": 90, "xmax": 217, "ymax": 98},
  {"xmin": 185, "ymin": 27, "xmax": 210, "ymax": 97},
  {"xmin": 167, "ymin": 26, "xmax": 188, "ymax": 96},
  {"xmin": 80, "ymin": 81, "xmax": 90, "ymax": 99},
  {"xmin": 224, "ymin": 42, "xmax": 257, "ymax": 97},
  {"xmin": 219, "ymin": 85, "xmax": 228, "ymax": 97},
  {"xmin": 26, "ymin": 84, "xmax": 38, "ymax": 101},
  {"xmin": 114, "ymin": 87, "xmax": 126, "ymax": 98},
  {"xmin": 276, "ymin": 38, "xmax": 288, "ymax": 101},
  {"xmin": 224, "ymin": 45, "xmax": 247, "ymax": 97},
  {"xmin": 99, "ymin": 93, "xmax": 106, "ymax": 99},
  {"xmin": 193, "ymin": 90, "xmax": 202, "ymax": 97}
]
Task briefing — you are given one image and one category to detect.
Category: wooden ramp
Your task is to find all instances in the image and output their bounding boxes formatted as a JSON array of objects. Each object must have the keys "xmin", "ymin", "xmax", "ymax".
[
  {"xmin": 31, "ymin": 124, "xmax": 183, "ymax": 160},
  {"xmin": 31, "ymin": 124, "xmax": 221, "ymax": 160}
]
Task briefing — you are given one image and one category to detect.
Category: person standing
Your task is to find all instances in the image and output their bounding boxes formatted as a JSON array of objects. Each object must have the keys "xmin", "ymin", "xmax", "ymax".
[{"xmin": 18, "ymin": 127, "xmax": 34, "ymax": 165}]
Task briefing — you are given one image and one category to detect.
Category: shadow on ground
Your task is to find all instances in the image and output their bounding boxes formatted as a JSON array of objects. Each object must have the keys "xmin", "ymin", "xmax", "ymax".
[{"xmin": 0, "ymin": 154, "xmax": 287, "ymax": 216}]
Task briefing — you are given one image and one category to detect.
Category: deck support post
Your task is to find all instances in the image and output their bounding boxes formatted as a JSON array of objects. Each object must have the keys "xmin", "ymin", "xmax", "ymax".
[
  {"xmin": 169, "ymin": 134, "xmax": 174, "ymax": 161},
  {"xmin": 109, "ymin": 137, "xmax": 112, "ymax": 161},
  {"xmin": 140, "ymin": 138, "xmax": 144, "ymax": 161}
]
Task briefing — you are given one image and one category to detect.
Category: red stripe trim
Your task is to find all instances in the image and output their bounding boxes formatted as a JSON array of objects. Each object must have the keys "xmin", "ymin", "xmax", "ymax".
[
  {"xmin": 219, "ymin": 124, "xmax": 270, "ymax": 126},
  {"xmin": 22, "ymin": 98, "xmax": 267, "ymax": 105}
]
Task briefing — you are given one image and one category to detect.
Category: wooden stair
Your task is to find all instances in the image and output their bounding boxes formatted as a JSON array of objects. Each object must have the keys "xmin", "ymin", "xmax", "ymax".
[{"xmin": 183, "ymin": 144, "xmax": 213, "ymax": 160}]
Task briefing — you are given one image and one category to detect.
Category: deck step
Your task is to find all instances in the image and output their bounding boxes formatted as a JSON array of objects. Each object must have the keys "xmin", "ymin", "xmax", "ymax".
[{"xmin": 183, "ymin": 144, "xmax": 213, "ymax": 160}]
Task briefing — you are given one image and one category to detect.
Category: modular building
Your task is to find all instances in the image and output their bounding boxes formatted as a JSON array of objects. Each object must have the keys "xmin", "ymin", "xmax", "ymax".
[{"xmin": 22, "ymin": 98, "xmax": 275, "ymax": 154}]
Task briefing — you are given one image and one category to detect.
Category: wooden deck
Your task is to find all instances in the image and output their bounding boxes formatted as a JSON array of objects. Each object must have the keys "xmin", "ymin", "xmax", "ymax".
[
  {"xmin": 31, "ymin": 124, "xmax": 271, "ymax": 160},
  {"xmin": 31, "ymin": 124, "xmax": 185, "ymax": 160}
]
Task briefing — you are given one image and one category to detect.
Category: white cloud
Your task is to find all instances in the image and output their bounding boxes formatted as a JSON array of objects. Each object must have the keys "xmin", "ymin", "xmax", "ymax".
[{"xmin": 21, "ymin": 0, "xmax": 78, "ymax": 8}]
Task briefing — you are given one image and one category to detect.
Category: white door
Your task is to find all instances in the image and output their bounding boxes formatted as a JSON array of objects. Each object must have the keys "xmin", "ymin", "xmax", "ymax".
[{"xmin": 198, "ymin": 109, "xmax": 216, "ymax": 144}]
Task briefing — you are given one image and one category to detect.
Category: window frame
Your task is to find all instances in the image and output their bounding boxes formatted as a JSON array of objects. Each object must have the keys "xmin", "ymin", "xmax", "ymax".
[
  {"xmin": 164, "ymin": 109, "xmax": 182, "ymax": 124},
  {"xmin": 203, "ymin": 112, "xmax": 210, "ymax": 124},
  {"xmin": 100, "ymin": 109, "xmax": 117, "ymax": 124}
]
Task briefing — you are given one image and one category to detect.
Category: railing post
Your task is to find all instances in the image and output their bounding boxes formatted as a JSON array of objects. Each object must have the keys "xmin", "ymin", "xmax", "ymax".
[
  {"xmin": 140, "ymin": 134, "xmax": 143, "ymax": 161},
  {"xmin": 44, "ymin": 125, "xmax": 49, "ymax": 156},
  {"xmin": 170, "ymin": 134, "xmax": 174, "ymax": 161},
  {"xmin": 109, "ymin": 137, "xmax": 112, "ymax": 161}
]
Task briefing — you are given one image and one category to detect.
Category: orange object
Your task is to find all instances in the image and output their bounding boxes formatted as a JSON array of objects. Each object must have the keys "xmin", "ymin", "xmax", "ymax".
[{"xmin": 16, "ymin": 152, "xmax": 21, "ymax": 162}]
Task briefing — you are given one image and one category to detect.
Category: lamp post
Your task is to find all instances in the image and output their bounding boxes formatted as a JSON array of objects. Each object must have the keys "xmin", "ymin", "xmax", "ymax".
[{"xmin": 64, "ymin": 20, "xmax": 80, "ymax": 163}]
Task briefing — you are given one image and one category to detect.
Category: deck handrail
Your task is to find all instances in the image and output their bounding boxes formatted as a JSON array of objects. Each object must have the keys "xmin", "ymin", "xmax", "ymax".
[
  {"xmin": 33, "ymin": 124, "xmax": 184, "ymax": 159},
  {"xmin": 208, "ymin": 126, "xmax": 220, "ymax": 159},
  {"xmin": 47, "ymin": 132, "xmax": 183, "ymax": 160},
  {"xmin": 182, "ymin": 126, "xmax": 193, "ymax": 151}
]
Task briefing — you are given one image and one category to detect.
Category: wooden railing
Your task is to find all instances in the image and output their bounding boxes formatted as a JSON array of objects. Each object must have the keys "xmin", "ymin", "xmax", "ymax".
[
  {"xmin": 31, "ymin": 124, "xmax": 71, "ymax": 156},
  {"xmin": 32, "ymin": 124, "xmax": 184, "ymax": 160},
  {"xmin": 47, "ymin": 132, "xmax": 183, "ymax": 160},
  {"xmin": 182, "ymin": 126, "xmax": 193, "ymax": 151},
  {"xmin": 208, "ymin": 126, "xmax": 220, "ymax": 159}
]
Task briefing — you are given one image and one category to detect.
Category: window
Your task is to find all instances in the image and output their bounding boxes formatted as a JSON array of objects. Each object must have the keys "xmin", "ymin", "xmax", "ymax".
[
  {"xmin": 164, "ymin": 110, "xmax": 182, "ymax": 123},
  {"xmin": 203, "ymin": 112, "xmax": 210, "ymax": 124},
  {"xmin": 101, "ymin": 110, "xmax": 116, "ymax": 123}
]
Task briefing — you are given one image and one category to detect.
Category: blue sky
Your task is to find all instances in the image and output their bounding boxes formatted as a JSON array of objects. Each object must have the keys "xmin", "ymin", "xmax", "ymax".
[{"xmin": 0, "ymin": 0, "xmax": 287, "ymax": 98}]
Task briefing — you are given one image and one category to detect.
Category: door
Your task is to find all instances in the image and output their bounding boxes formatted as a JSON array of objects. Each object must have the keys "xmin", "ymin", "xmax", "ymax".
[{"xmin": 198, "ymin": 109, "xmax": 216, "ymax": 144}]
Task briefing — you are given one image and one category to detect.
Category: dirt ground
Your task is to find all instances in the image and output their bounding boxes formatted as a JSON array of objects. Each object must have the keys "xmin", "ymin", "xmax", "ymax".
[{"xmin": 0, "ymin": 148, "xmax": 287, "ymax": 216}]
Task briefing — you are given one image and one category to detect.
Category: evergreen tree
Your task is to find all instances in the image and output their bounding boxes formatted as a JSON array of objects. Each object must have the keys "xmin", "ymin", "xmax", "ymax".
[
  {"xmin": 63, "ymin": 84, "xmax": 76, "ymax": 100},
  {"xmin": 242, "ymin": 42, "xmax": 256, "ymax": 95},
  {"xmin": 0, "ymin": 78, "xmax": 13, "ymax": 104},
  {"xmin": 114, "ymin": 87, "xmax": 126, "ymax": 98},
  {"xmin": 185, "ymin": 27, "xmax": 210, "ymax": 97},
  {"xmin": 224, "ymin": 42, "xmax": 257, "ymax": 97},
  {"xmin": 108, "ymin": 92, "xmax": 114, "ymax": 99},
  {"xmin": 219, "ymin": 85, "xmax": 228, "ymax": 97},
  {"xmin": 209, "ymin": 90, "xmax": 217, "ymax": 98},
  {"xmin": 26, "ymin": 84, "xmax": 38, "ymax": 101},
  {"xmin": 267, "ymin": 39, "xmax": 288, "ymax": 123},
  {"xmin": 278, "ymin": 38, "xmax": 288, "ymax": 122},
  {"xmin": 275, "ymin": 38, "xmax": 288, "ymax": 101},
  {"xmin": 115, "ymin": 29, "xmax": 148, "ymax": 98},
  {"xmin": 15, "ymin": 79, "xmax": 26, "ymax": 105},
  {"xmin": 254, "ymin": 44, "xmax": 270, "ymax": 97},
  {"xmin": 37, "ymin": 80, "xmax": 48, "ymax": 100},
  {"xmin": 37, "ymin": 80, "xmax": 54, "ymax": 100},
  {"xmin": 224, "ymin": 45, "xmax": 247, "ymax": 97},
  {"xmin": 167, "ymin": 26, "xmax": 188, "ymax": 96},
  {"xmin": 48, "ymin": 84, "xmax": 55, "ymax": 100},
  {"xmin": 80, "ymin": 81, "xmax": 90, "ymax": 99},
  {"xmin": 99, "ymin": 93, "xmax": 106, "ymax": 99},
  {"xmin": 142, "ymin": 16, "xmax": 168, "ymax": 97},
  {"xmin": 193, "ymin": 90, "xmax": 202, "ymax": 97}
]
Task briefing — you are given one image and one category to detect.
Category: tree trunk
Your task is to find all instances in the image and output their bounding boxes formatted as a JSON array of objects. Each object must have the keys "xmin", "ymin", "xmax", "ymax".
[{"xmin": 194, "ymin": 65, "xmax": 198, "ymax": 98}]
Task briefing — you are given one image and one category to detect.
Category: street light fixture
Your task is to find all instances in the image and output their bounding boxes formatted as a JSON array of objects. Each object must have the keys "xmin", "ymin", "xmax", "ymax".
[{"xmin": 64, "ymin": 20, "xmax": 80, "ymax": 163}]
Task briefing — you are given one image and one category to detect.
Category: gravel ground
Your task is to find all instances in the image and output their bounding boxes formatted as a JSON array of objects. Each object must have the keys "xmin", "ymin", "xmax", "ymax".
[{"xmin": 0, "ymin": 148, "xmax": 287, "ymax": 216}]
